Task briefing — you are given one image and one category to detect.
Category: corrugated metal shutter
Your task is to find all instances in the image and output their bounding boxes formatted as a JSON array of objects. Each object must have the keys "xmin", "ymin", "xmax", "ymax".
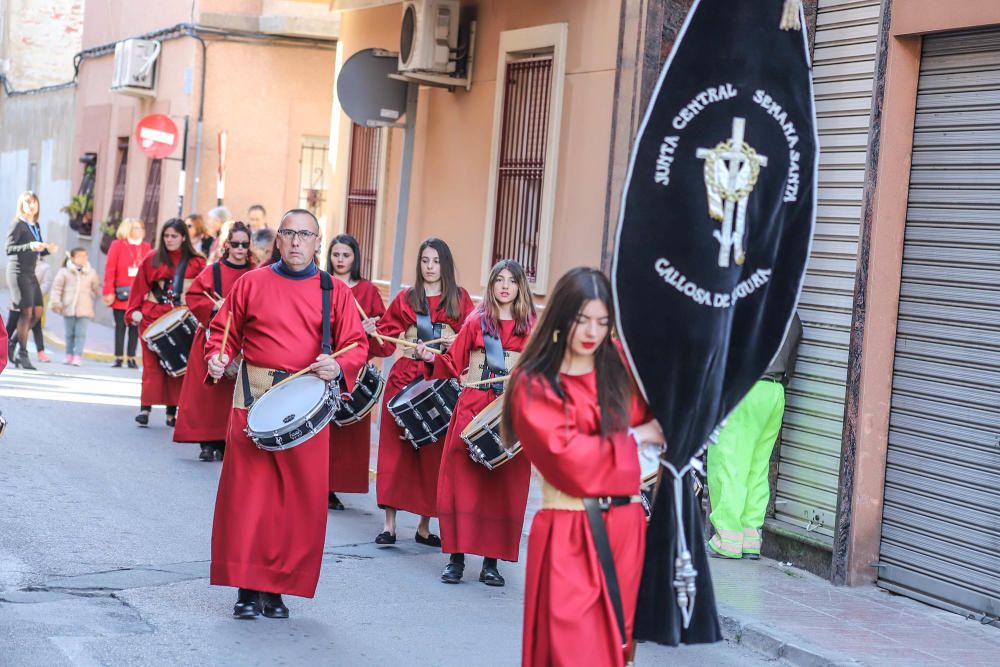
[
  {"xmin": 771, "ymin": 0, "xmax": 882, "ymax": 542},
  {"xmin": 877, "ymin": 29, "xmax": 1000, "ymax": 618}
]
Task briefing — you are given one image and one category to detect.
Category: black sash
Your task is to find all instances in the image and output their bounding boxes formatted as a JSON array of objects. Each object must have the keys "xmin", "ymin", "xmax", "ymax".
[
  {"xmin": 583, "ymin": 498, "xmax": 629, "ymax": 649},
  {"xmin": 480, "ymin": 317, "xmax": 508, "ymax": 393}
]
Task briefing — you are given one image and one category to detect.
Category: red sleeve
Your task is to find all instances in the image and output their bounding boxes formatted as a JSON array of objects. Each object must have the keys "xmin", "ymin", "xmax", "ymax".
[
  {"xmin": 458, "ymin": 288, "xmax": 475, "ymax": 322},
  {"xmin": 186, "ymin": 266, "xmax": 217, "ymax": 327},
  {"xmin": 205, "ymin": 276, "xmax": 246, "ymax": 367},
  {"xmin": 371, "ymin": 290, "xmax": 412, "ymax": 358},
  {"xmin": 329, "ymin": 281, "xmax": 369, "ymax": 394},
  {"xmin": 103, "ymin": 240, "xmax": 120, "ymax": 296},
  {"xmin": 124, "ymin": 257, "xmax": 154, "ymax": 323},
  {"xmin": 510, "ymin": 375, "xmax": 641, "ymax": 498},
  {"xmin": 429, "ymin": 311, "xmax": 478, "ymax": 380}
]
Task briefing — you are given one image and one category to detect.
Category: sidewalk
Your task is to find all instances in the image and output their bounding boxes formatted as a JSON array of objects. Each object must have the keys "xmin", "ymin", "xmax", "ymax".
[
  {"xmin": 1, "ymin": 287, "xmax": 123, "ymax": 362},
  {"xmin": 709, "ymin": 556, "xmax": 998, "ymax": 666}
]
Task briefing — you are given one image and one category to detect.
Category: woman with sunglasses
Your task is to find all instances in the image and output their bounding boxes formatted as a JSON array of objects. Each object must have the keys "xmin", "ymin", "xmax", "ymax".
[{"xmin": 174, "ymin": 222, "xmax": 255, "ymax": 461}]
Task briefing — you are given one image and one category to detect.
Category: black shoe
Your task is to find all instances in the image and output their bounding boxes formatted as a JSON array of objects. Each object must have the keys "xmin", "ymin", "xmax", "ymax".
[
  {"xmin": 15, "ymin": 350, "xmax": 36, "ymax": 371},
  {"xmin": 479, "ymin": 559, "xmax": 505, "ymax": 587},
  {"xmin": 199, "ymin": 444, "xmax": 214, "ymax": 462},
  {"xmin": 259, "ymin": 592, "xmax": 288, "ymax": 619},
  {"xmin": 232, "ymin": 588, "xmax": 259, "ymax": 619},
  {"xmin": 111, "ymin": 358, "xmax": 123, "ymax": 368},
  {"xmin": 127, "ymin": 358, "xmax": 138, "ymax": 369},
  {"xmin": 415, "ymin": 531, "xmax": 441, "ymax": 548},
  {"xmin": 375, "ymin": 531, "xmax": 396, "ymax": 545},
  {"xmin": 213, "ymin": 445, "xmax": 225, "ymax": 462},
  {"xmin": 328, "ymin": 493, "xmax": 345, "ymax": 511},
  {"xmin": 165, "ymin": 415, "xmax": 176, "ymax": 428},
  {"xmin": 135, "ymin": 412, "xmax": 150, "ymax": 427},
  {"xmin": 441, "ymin": 554, "xmax": 465, "ymax": 584}
]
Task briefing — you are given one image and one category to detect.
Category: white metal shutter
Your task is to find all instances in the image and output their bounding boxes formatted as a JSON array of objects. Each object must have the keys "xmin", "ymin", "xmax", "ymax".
[
  {"xmin": 877, "ymin": 29, "xmax": 1000, "ymax": 618},
  {"xmin": 771, "ymin": 0, "xmax": 882, "ymax": 542}
]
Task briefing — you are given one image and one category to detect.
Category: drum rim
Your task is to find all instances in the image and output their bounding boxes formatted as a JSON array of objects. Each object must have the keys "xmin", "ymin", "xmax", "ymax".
[
  {"xmin": 142, "ymin": 307, "xmax": 196, "ymax": 341},
  {"xmin": 334, "ymin": 364, "xmax": 386, "ymax": 423},
  {"xmin": 247, "ymin": 377, "xmax": 336, "ymax": 440},
  {"xmin": 387, "ymin": 377, "xmax": 438, "ymax": 411}
]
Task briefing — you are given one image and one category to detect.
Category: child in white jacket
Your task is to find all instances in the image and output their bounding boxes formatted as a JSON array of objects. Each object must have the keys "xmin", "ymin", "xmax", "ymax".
[{"xmin": 50, "ymin": 248, "xmax": 101, "ymax": 366}]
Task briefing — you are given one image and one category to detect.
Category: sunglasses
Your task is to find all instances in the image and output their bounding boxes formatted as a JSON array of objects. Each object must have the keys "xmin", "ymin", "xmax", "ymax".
[{"xmin": 228, "ymin": 241, "xmax": 250, "ymax": 249}]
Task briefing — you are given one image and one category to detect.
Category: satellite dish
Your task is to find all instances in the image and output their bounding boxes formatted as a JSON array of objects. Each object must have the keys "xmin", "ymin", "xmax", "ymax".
[{"xmin": 337, "ymin": 48, "xmax": 409, "ymax": 127}]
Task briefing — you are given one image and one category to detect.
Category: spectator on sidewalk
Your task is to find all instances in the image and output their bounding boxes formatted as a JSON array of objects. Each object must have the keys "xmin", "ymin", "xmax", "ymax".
[
  {"xmin": 5, "ymin": 259, "xmax": 54, "ymax": 363},
  {"xmin": 204, "ymin": 207, "xmax": 232, "ymax": 261},
  {"xmin": 707, "ymin": 313, "xmax": 803, "ymax": 560},
  {"xmin": 103, "ymin": 218, "xmax": 151, "ymax": 369},
  {"xmin": 247, "ymin": 204, "xmax": 268, "ymax": 231},
  {"xmin": 50, "ymin": 248, "xmax": 101, "ymax": 366},
  {"xmin": 185, "ymin": 213, "xmax": 213, "ymax": 259},
  {"xmin": 251, "ymin": 227, "xmax": 276, "ymax": 266}
]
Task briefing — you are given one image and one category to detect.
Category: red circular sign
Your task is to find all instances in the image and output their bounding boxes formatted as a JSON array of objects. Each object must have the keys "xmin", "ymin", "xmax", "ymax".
[{"xmin": 135, "ymin": 114, "xmax": 179, "ymax": 159}]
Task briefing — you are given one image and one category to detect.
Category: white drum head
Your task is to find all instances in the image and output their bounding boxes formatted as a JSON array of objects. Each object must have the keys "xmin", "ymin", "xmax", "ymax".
[
  {"xmin": 247, "ymin": 375, "xmax": 327, "ymax": 433},
  {"xmin": 145, "ymin": 308, "xmax": 190, "ymax": 337},
  {"xmin": 462, "ymin": 394, "xmax": 504, "ymax": 438},
  {"xmin": 395, "ymin": 379, "xmax": 436, "ymax": 405}
]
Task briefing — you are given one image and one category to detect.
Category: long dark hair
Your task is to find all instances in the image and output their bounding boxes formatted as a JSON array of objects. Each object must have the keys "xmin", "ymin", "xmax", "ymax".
[
  {"xmin": 407, "ymin": 237, "xmax": 462, "ymax": 320},
  {"xmin": 221, "ymin": 221, "xmax": 252, "ymax": 262},
  {"xmin": 327, "ymin": 233, "xmax": 362, "ymax": 282},
  {"xmin": 480, "ymin": 259, "xmax": 536, "ymax": 337},
  {"xmin": 152, "ymin": 218, "xmax": 198, "ymax": 268},
  {"xmin": 501, "ymin": 267, "xmax": 632, "ymax": 447}
]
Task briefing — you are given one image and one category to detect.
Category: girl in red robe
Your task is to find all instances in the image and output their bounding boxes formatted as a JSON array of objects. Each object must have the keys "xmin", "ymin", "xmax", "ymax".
[
  {"xmin": 369, "ymin": 238, "xmax": 474, "ymax": 545},
  {"xmin": 125, "ymin": 218, "xmax": 206, "ymax": 428},
  {"xmin": 325, "ymin": 234, "xmax": 386, "ymax": 509},
  {"xmin": 502, "ymin": 267, "xmax": 664, "ymax": 667},
  {"xmin": 174, "ymin": 222, "xmax": 254, "ymax": 461},
  {"xmin": 415, "ymin": 259, "xmax": 536, "ymax": 587}
]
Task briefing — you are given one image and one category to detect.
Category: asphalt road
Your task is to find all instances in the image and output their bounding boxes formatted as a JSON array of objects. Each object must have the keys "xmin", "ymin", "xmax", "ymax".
[{"xmin": 0, "ymin": 363, "xmax": 782, "ymax": 666}]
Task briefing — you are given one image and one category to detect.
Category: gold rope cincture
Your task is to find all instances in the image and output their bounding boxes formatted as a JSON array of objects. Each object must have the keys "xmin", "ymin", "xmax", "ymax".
[{"xmin": 780, "ymin": 0, "xmax": 802, "ymax": 31}]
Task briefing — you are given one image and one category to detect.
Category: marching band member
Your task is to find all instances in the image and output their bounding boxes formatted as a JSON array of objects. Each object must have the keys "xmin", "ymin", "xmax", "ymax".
[
  {"xmin": 501, "ymin": 267, "xmax": 664, "ymax": 667},
  {"xmin": 369, "ymin": 238, "xmax": 474, "ymax": 546},
  {"xmin": 415, "ymin": 259, "xmax": 536, "ymax": 587},
  {"xmin": 205, "ymin": 209, "xmax": 367, "ymax": 620},
  {"xmin": 173, "ymin": 222, "xmax": 254, "ymax": 462},
  {"xmin": 325, "ymin": 234, "xmax": 385, "ymax": 510},
  {"xmin": 125, "ymin": 219, "xmax": 206, "ymax": 428}
]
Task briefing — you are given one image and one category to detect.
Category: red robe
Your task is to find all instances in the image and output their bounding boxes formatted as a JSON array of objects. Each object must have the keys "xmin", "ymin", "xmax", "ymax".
[
  {"xmin": 205, "ymin": 265, "xmax": 368, "ymax": 598},
  {"xmin": 328, "ymin": 279, "xmax": 385, "ymax": 494},
  {"xmin": 173, "ymin": 260, "xmax": 253, "ymax": 443},
  {"xmin": 0, "ymin": 313, "xmax": 7, "ymax": 373},
  {"xmin": 102, "ymin": 238, "xmax": 152, "ymax": 310},
  {"xmin": 125, "ymin": 250, "xmax": 207, "ymax": 406},
  {"xmin": 372, "ymin": 288, "xmax": 474, "ymax": 517},
  {"xmin": 509, "ymin": 371, "xmax": 649, "ymax": 667},
  {"xmin": 429, "ymin": 312, "xmax": 531, "ymax": 561}
]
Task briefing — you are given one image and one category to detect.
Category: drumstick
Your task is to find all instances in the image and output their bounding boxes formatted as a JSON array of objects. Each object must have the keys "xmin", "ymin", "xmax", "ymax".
[
  {"xmin": 269, "ymin": 342, "xmax": 361, "ymax": 391},
  {"xmin": 210, "ymin": 312, "xmax": 233, "ymax": 384},
  {"xmin": 464, "ymin": 374, "xmax": 510, "ymax": 388},
  {"xmin": 375, "ymin": 334, "xmax": 442, "ymax": 355},
  {"xmin": 355, "ymin": 299, "xmax": 384, "ymax": 345}
]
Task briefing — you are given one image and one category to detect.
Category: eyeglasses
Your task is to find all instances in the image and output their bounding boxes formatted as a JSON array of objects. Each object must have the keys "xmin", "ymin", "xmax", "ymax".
[
  {"xmin": 228, "ymin": 241, "xmax": 250, "ymax": 249},
  {"xmin": 276, "ymin": 228, "xmax": 319, "ymax": 241}
]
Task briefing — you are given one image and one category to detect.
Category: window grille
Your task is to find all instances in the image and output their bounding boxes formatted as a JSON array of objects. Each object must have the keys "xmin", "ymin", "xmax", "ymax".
[
  {"xmin": 299, "ymin": 136, "xmax": 329, "ymax": 220},
  {"xmin": 139, "ymin": 158, "xmax": 162, "ymax": 244},
  {"xmin": 344, "ymin": 124, "xmax": 381, "ymax": 280}
]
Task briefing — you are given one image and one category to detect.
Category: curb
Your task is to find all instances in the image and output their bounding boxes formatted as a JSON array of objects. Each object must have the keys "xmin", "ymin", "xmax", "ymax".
[
  {"xmin": 42, "ymin": 329, "xmax": 134, "ymax": 364},
  {"xmin": 718, "ymin": 605, "xmax": 863, "ymax": 666}
]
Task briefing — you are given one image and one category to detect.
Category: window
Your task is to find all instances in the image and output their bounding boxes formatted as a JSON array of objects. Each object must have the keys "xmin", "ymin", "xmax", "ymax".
[
  {"xmin": 299, "ymin": 136, "xmax": 329, "ymax": 222},
  {"xmin": 482, "ymin": 24, "xmax": 567, "ymax": 292},
  {"xmin": 139, "ymin": 158, "xmax": 163, "ymax": 244},
  {"xmin": 344, "ymin": 123, "xmax": 381, "ymax": 280}
]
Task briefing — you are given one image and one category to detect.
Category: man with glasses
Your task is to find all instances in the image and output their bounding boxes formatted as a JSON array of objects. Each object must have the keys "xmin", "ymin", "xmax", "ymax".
[{"xmin": 205, "ymin": 208, "xmax": 368, "ymax": 620}]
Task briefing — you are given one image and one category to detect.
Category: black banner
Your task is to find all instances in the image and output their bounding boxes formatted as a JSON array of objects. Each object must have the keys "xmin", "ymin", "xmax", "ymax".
[{"xmin": 612, "ymin": 0, "xmax": 817, "ymax": 645}]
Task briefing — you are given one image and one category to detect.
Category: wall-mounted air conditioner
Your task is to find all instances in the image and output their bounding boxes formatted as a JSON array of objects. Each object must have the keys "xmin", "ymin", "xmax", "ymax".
[
  {"xmin": 398, "ymin": 0, "xmax": 459, "ymax": 74},
  {"xmin": 112, "ymin": 39, "xmax": 160, "ymax": 97}
]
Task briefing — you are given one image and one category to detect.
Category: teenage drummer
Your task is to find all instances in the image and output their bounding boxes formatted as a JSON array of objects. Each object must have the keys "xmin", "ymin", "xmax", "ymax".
[
  {"xmin": 173, "ymin": 222, "xmax": 255, "ymax": 461},
  {"xmin": 125, "ymin": 218, "xmax": 206, "ymax": 427},
  {"xmin": 205, "ymin": 209, "xmax": 368, "ymax": 619},
  {"xmin": 325, "ymin": 234, "xmax": 385, "ymax": 510},
  {"xmin": 414, "ymin": 259, "xmax": 536, "ymax": 587},
  {"xmin": 368, "ymin": 238, "xmax": 474, "ymax": 546}
]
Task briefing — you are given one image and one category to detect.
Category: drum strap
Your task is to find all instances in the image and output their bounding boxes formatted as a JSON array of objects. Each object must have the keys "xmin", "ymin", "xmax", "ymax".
[
  {"xmin": 213, "ymin": 262, "xmax": 222, "ymax": 298},
  {"xmin": 480, "ymin": 318, "xmax": 508, "ymax": 394},
  {"xmin": 583, "ymin": 498, "xmax": 629, "ymax": 649},
  {"xmin": 237, "ymin": 363, "xmax": 289, "ymax": 410},
  {"xmin": 170, "ymin": 255, "xmax": 191, "ymax": 305},
  {"xmin": 319, "ymin": 271, "xmax": 332, "ymax": 355},
  {"xmin": 415, "ymin": 299, "xmax": 442, "ymax": 345}
]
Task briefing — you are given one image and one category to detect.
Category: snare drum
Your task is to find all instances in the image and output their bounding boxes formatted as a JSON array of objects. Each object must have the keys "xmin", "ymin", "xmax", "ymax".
[
  {"xmin": 333, "ymin": 364, "xmax": 385, "ymax": 427},
  {"xmin": 141, "ymin": 307, "xmax": 199, "ymax": 377},
  {"xmin": 638, "ymin": 444, "xmax": 663, "ymax": 516},
  {"xmin": 245, "ymin": 375, "xmax": 340, "ymax": 451},
  {"xmin": 461, "ymin": 394, "xmax": 520, "ymax": 470},
  {"xmin": 387, "ymin": 378, "xmax": 461, "ymax": 448}
]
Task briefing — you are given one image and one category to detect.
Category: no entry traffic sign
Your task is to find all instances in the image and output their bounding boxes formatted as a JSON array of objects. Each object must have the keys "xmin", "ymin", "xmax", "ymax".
[{"xmin": 135, "ymin": 114, "xmax": 179, "ymax": 159}]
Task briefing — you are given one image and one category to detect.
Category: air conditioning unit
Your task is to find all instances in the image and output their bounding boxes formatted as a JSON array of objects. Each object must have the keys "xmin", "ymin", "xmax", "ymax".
[
  {"xmin": 111, "ymin": 39, "xmax": 160, "ymax": 97},
  {"xmin": 399, "ymin": 0, "xmax": 459, "ymax": 74}
]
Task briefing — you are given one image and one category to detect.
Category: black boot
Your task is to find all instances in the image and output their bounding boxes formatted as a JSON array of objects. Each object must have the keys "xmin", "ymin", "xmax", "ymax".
[
  {"xmin": 15, "ymin": 349, "xmax": 36, "ymax": 371},
  {"xmin": 233, "ymin": 588, "xmax": 259, "ymax": 619},
  {"xmin": 126, "ymin": 357, "xmax": 138, "ymax": 369},
  {"xmin": 111, "ymin": 358, "xmax": 123, "ymax": 368},
  {"xmin": 199, "ymin": 444, "xmax": 214, "ymax": 462},
  {"xmin": 213, "ymin": 443, "xmax": 225, "ymax": 461},
  {"xmin": 328, "ymin": 492, "xmax": 345, "ymax": 510},
  {"xmin": 259, "ymin": 592, "xmax": 289, "ymax": 619},
  {"xmin": 479, "ymin": 557, "xmax": 505, "ymax": 587},
  {"xmin": 441, "ymin": 553, "xmax": 465, "ymax": 584}
]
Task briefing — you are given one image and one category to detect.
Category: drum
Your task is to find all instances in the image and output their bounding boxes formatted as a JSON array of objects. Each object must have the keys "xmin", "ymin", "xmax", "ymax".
[
  {"xmin": 333, "ymin": 363, "xmax": 385, "ymax": 426},
  {"xmin": 461, "ymin": 394, "xmax": 520, "ymax": 470},
  {"xmin": 141, "ymin": 307, "xmax": 199, "ymax": 377},
  {"xmin": 638, "ymin": 444, "xmax": 663, "ymax": 516},
  {"xmin": 387, "ymin": 378, "xmax": 461, "ymax": 448},
  {"xmin": 245, "ymin": 375, "xmax": 340, "ymax": 452}
]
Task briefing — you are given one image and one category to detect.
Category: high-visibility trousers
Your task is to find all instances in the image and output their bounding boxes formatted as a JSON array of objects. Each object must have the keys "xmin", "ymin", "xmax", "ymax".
[{"xmin": 707, "ymin": 379, "xmax": 785, "ymax": 558}]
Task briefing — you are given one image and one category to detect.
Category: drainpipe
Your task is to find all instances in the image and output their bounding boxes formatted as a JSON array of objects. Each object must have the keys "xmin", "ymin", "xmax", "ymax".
[{"xmin": 186, "ymin": 29, "xmax": 207, "ymax": 212}]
